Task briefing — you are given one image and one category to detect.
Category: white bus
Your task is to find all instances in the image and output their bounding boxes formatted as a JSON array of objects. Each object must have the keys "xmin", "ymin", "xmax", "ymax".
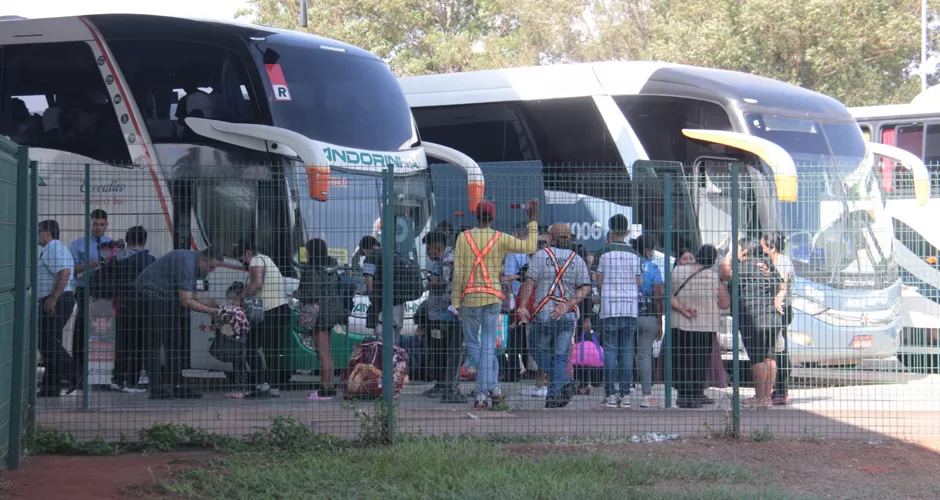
[
  {"xmin": 0, "ymin": 14, "xmax": 482, "ymax": 383},
  {"xmin": 851, "ymin": 100, "xmax": 940, "ymax": 368},
  {"xmin": 400, "ymin": 61, "xmax": 928, "ymax": 367}
]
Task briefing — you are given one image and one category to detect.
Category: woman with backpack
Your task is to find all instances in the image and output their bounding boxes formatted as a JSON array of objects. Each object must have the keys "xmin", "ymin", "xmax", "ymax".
[{"xmin": 296, "ymin": 238, "xmax": 340, "ymax": 400}]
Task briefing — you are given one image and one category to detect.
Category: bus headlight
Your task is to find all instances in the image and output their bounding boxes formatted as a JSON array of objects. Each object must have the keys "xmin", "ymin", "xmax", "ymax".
[{"xmin": 790, "ymin": 331, "xmax": 814, "ymax": 347}]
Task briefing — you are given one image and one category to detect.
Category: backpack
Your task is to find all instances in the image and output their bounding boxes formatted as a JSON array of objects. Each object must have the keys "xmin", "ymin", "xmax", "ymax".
[
  {"xmin": 86, "ymin": 246, "xmax": 122, "ymax": 300},
  {"xmin": 392, "ymin": 253, "xmax": 422, "ymax": 305},
  {"xmin": 296, "ymin": 262, "xmax": 346, "ymax": 328}
]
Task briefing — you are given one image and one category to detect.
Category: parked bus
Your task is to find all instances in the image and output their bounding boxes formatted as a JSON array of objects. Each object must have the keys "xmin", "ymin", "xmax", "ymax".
[
  {"xmin": 851, "ymin": 101, "xmax": 940, "ymax": 368},
  {"xmin": 0, "ymin": 14, "xmax": 483, "ymax": 381},
  {"xmin": 400, "ymin": 61, "xmax": 929, "ymax": 367}
]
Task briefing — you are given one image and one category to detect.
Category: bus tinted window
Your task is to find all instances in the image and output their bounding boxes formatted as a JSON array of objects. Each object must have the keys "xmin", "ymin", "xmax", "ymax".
[
  {"xmin": 109, "ymin": 41, "xmax": 260, "ymax": 144},
  {"xmin": 412, "ymin": 98, "xmax": 627, "ymax": 202},
  {"xmin": 1, "ymin": 42, "xmax": 130, "ymax": 165},
  {"xmin": 616, "ymin": 95, "xmax": 734, "ymax": 165},
  {"xmin": 251, "ymin": 40, "xmax": 417, "ymax": 152}
]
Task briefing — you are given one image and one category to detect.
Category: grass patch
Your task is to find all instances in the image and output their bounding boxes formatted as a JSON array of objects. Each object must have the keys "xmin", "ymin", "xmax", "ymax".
[{"xmin": 157, "ymin": 439, "xmax": 757, "ymax": 499}]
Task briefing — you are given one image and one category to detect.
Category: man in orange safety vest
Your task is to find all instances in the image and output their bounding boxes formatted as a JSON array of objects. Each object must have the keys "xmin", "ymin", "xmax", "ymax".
[{"xmin": 452, "ymin": 199, "xmax": 539, "ymax": 408}]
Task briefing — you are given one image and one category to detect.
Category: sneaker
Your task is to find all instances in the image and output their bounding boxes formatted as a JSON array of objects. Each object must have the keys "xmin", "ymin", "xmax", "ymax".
[
  {"xmin": 639, "ymin": 394, "xmax": 653, "ymax": 408},
  {"xmin": 423, "ymin": 386, "xmax": 445, "ymax": 398},
  {"xmin": 619, "ymin": 396, "xmax": 631, "ymax": 409},
  {"xmin": 474, "ymin": 391, "xmax": 491, "ymax": 409},
  {"xmin": 122, "ymin": 385, "xmax": 146, "ymax": 394},
  {"xmin": 520, "ymin": 385, "xmax": 546, "ymax": 397},
  {"xmin": 441, "ymin": 391, "xmax": 468, "ymax": 404},
  {"xmin": 269, "ymin": 388, "xmax": 281, "ymax": 398},
  {"xmin": 545, "ymin": 395, "xmax": 570, "ymax": 409},
  {"xmin": 604, "ymin": 395, "xmax": 619, "ymax": 408},
  {"xmin": 138, "ymin": 375, "xmax": 149, "ymax": 386},
  {"xmin": 307, "ymin": 390, "xmax": 335, "ymax": 401},
  {"xmin": 109, "ymin": 382, "xmax": 123, "ymax": 392}
]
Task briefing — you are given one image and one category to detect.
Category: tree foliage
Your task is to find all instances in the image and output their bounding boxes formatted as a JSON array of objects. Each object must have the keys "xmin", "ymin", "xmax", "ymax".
[{"xmin": 237, "ymin": 0, "xmax": 939, "ymax": 105}]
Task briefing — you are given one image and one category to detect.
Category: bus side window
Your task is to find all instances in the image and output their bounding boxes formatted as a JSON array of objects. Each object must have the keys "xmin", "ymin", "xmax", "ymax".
[
  {"xmin": 109, "ymin": 41, "xmax": 261, "ymax": 145},
  {"xmin": 0, "ymin": 42, "xmax": 131, "ymax": 165},
  {"xmin": 924, "ymin": 124, "xmax": 940, "ymax": 173}
]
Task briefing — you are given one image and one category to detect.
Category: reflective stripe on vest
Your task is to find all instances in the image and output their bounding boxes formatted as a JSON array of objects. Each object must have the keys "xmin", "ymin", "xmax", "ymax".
[
  {"xmin": 532, "ymin": 247, "xmax": 578, "ymax": 314},
  {"xmin": 460, "ymin": 230, "xmax": 506, "ymax": 300}
]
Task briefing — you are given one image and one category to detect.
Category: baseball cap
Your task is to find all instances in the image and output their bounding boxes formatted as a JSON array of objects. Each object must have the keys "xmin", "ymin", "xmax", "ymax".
[{"xmin": 476, "ymin": 200, "xmax": 496, "ymax": 220}]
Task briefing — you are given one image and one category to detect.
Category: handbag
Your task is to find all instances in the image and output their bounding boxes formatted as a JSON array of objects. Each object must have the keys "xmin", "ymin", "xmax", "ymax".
[
  {"xmin": 243, "ymin": 258, "xmax": 268, "ymax": 325},
  {"xmin": 569, "ymin": 329, "xmax": 604, "ymax": 368}
]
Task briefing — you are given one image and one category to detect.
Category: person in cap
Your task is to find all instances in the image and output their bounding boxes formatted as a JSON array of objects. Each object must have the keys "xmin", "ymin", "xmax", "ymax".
[
  {"xmin": 452, "ymin": 199, "xmax": 539, "ymax": 409},
  {"xmin": 595, "ymin": 214, "xmax": 643, "ymax": 408},
  {"xmin": 517, "ymin": 223, "xmax": 592, "ymax": 408}
]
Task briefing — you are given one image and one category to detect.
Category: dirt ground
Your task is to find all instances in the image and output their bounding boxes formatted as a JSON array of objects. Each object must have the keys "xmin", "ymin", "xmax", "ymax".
[{"xmin": 3, "ymin": 440, "xmax": 940, "ymax": 499}]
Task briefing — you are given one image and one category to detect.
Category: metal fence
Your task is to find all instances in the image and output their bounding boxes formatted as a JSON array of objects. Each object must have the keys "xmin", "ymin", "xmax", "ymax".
[
  {"xmin": 26, "ymin": 160, "xmax": 940, "ymax": 444},
  {"xmin": 0, "ymin": 141, "xmax": 36, "ymax": 470}
]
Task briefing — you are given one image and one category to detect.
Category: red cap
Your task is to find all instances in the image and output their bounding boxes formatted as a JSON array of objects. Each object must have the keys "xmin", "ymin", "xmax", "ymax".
[{"xmin": 475, "ymin": 200, "xmax": 496, "ymax": 219}]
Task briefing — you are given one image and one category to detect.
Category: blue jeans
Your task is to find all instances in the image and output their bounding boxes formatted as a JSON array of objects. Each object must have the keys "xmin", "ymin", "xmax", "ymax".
[
  {"xmin": 601, "ymin": 316, "xmax": 637, "ymax": 398},
  {"xmin": 530, "ymin": 315, "xmax": 575, "ymax": 397},
  {"xmin": 461, "ymin": 302, "xmax": 501, "ymax": 394}
]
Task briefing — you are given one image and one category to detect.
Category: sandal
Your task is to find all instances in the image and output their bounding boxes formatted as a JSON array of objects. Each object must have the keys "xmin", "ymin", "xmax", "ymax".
[{"xmin": 227, "ymin": 391, "xmax": 246, "ymax": 399}]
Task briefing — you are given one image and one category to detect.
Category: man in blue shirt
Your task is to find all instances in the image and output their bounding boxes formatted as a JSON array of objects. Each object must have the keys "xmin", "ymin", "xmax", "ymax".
[
  {"xmin": 37, "ymin": 220, "xmax": 79, "ymax": 397},
  {"xmin": 135, "ymin": 248, "xmax": 224, "ymax": 399},
  {"xmin": 69, "ymin": 209, "xmax": 122, "ymax": 382}
]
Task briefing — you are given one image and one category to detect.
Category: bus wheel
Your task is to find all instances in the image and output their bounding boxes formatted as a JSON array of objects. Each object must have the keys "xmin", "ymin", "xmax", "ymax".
[{"xmin": 898, "ymin": 353, "xmax": 940, "ymax": 374}]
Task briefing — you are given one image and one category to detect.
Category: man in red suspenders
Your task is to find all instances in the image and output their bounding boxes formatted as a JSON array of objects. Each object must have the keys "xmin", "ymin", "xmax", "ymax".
[
  {"xmin": 452, "ymin": 199, "xmax": 539, "ymax": 409},
  {"xmin": 517, "ymin": 224, "xmax": 592, "ymax": 408}
]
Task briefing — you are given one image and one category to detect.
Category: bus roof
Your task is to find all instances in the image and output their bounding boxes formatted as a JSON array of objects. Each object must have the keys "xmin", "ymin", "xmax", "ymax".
[
  {"xmin": 0, "ymin": 13, "xmax": 380, "ymax": 61},
  {"xmin": 399, "ymin": 61, "xmax": 852, "ymax": 121},
  {"xmin": 849, "ymin": 103, "xmax": 940, "ymax": 122}
]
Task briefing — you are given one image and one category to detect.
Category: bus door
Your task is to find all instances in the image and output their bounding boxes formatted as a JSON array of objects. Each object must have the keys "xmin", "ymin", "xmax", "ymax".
[{"xmin": 631, "ymin": 160, "xmax": 701, "ymax": 256}]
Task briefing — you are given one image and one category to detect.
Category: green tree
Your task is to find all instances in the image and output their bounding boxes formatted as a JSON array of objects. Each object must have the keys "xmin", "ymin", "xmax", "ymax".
[{"xmin": 238, "ymin": 0, "xmax": 938, "ymax": 105}]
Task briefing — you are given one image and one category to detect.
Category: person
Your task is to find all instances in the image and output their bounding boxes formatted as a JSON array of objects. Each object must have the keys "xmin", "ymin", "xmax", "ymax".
[
  {"xmin": 295, "ymin": 238, "xmax": 342, "ymax": 401},
  {"xmin": 135, "ymin": 247, "xmax": 225, "ymax": 400},
  {"xmin": 573, "ymin": 243, "xmax": 600, "ymax": 395},
  {"xmin": 362, "ymin": 236, "xmax": 408, "ymax": 347},
  {"xmin": 516, "ymin": 230, "xmax": 552, "ymax": 398},
  {"xmin": 518, "ymin": 223, "xmax": 592, "ymax": 408},
  {"xmin": 69, "ymin": 208, "xmax": 122, "ymax": 383},
  {"xmin": 722, "ymin": 237, "xmax": 781, "ymax": 409},
  {"xmin": 634, "ymin": 234, "xmax": 664, "ymax": 408},
  {"xmin": 36, "ymin": 220, "xmax": 79, "ymax": 397},
  {"xmin": 453, "ymin": 199, "xmax": 539, "ymax": 409},
  {"xmin": 595, "ymin": 214, "xmax": 643, "ymax": 408},
  {"xmin": 233, "ymin": 240, "xmax": 290, "ymax": 397},
  {"xmin": 418, "ymin": 231, "xmax": 466, "ymax": 403},
  {"xmin": 501, "ymin": 221, "xmax": 533, "ymax": 383},
  {"xmin": 106, "ymin": 226, "xmax": 155, "ymax": 393},
  {"xmin": 669, "ymin": 244, "xmax": 730, "ymax": 408},
  {"xmin": 761, "ymin": 231, "xmax": 793, "ymax": 406}
]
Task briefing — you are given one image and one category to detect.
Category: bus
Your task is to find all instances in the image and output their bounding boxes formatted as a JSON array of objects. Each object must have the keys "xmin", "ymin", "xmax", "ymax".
[
  {"xmin": 0, "ymin": 14, "xmax": 483, "ymax": 383},
  {"xmin": 399, "ymin": 61, "xmax": 928, "ymax": 367},
  {"xmin": 851, "ymin": 101, "xmax": 940, "ymax": 368}
]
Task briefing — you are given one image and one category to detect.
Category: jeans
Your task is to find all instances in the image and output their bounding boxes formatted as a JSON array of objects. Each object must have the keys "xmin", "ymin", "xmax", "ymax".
[
  {"xmin": 600, "ymin": 316, "xmax": 637, "ymax": 398},
  {"xmin": 113, "ymin": 293, "xmax": 146, "ymax": 387},
  {"xmin": 461, "ymin": 302, "xmax": 501, "ymax": 394},
  {"xmin": 636, "ymin": 316, "xmax": 659, "ymax": 396},
  {"xmin": 530, "ymin": 315, "xmax": 575, "ymax": 397}
]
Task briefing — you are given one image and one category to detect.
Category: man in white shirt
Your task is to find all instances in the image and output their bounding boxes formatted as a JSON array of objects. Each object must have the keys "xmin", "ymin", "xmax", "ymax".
[
  {"xmin": 37, "ymin": 219, "xmax": 79, "ymax": 396},
  {"xmin": 595, "ymin": 214, "xmax": 643, "ymax": 409}
]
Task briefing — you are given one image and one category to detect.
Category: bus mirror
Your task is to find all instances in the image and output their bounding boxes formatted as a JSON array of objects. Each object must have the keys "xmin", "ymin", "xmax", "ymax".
[
  {"xmin": 867, "ymin": 142, "xmax": 930, "ymax": 206},
  {"xmin": 421, "ymin": 141, "xmax": 485, "ymax": 212},
  {"xmin": 306, "ymin": 166, "xmax": 330, "ymax": 202},
  {"xmin": 682, "ymin": 129, "xmax": 798, "ymax": 202}
]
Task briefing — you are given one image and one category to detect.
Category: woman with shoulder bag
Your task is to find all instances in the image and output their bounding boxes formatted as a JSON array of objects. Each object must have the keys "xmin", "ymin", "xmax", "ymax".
[
  {"xmin": 235, "ymin": 241, "xmax": 290, "ymax": 397},
  {"xmin": 297, "ymin": 238, "xmax": 340, "ymax": 400},
  {"xmin": 669, "ymin": 244, "xmax": 730, "ymax": 408}
]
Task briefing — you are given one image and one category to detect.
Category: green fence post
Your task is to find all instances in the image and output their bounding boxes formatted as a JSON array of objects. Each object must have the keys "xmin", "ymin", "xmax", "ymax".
[
  {"xmin": 8, "ymin": 146, "xmax": 30, "ymax": 469},
  {"xmin": 83, "ymin": 164, "xmax": 90, "ymax": 409},
  {"xmin": 27, "ymin": 161, "xmax": 38, "ymax": 438},
  {"xmin": 730, "ymin": 164, "xmax": 741, "ymax": 436},
  {"xmin": 663, "ymin": 173, "xmax": 673, "ymax": 409},
  {"xmin": 380, "ymin": 164, "xmax": 395, "ymax": 443}
]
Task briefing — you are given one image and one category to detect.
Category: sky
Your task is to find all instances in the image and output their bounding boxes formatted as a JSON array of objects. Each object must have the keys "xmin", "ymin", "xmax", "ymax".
[{"xmin": 4, "ymin": 0, "xmax": 251, "ymax": 22}]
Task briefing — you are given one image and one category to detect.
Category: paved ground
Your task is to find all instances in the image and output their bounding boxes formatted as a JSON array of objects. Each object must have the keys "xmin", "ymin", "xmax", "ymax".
[{"xmin": 37, "ymin": 369, "xmax": 940, "ymax": 443}]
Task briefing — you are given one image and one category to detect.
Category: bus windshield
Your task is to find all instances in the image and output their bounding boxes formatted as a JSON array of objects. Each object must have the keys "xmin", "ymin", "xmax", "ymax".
[
  {"xmin": 250, "ymin": 37, "xmax": 419, "ymax": 152},
  {"xmin": 746, "ymin": 114, "xmax": 896, "ymax": 288},
  {"xmin": 291, "ymin": 168, "xmax": 433, "ymax": 272}
]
